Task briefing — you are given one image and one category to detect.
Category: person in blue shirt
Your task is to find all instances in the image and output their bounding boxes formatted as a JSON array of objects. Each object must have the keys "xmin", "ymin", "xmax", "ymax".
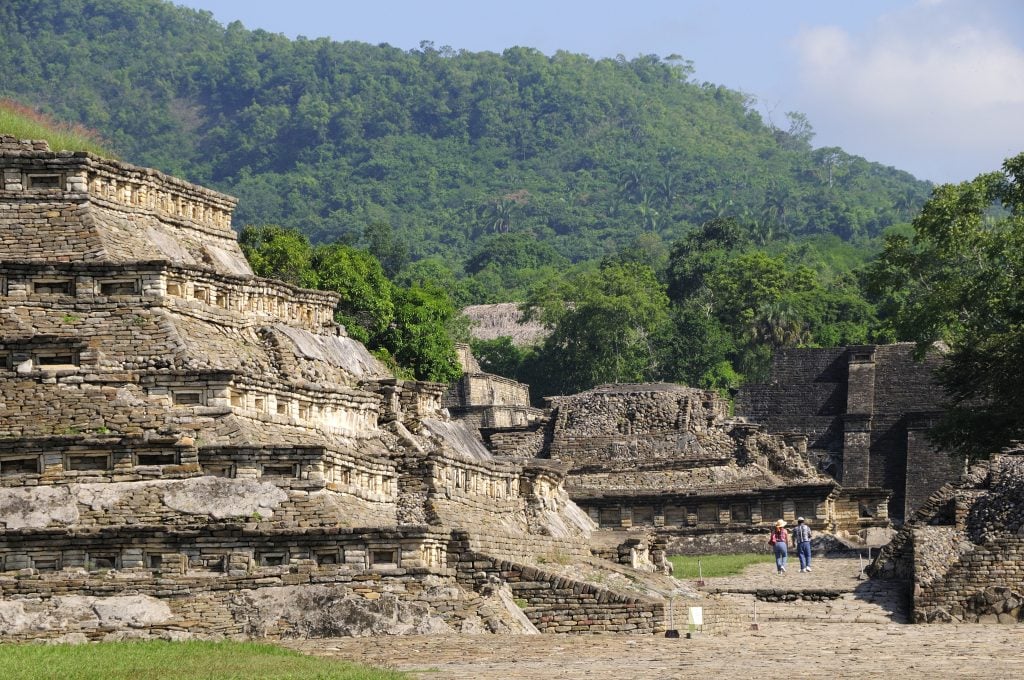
[{"xmin": 794, "ymin": 516, "xmax": 812, "ymax": 572}]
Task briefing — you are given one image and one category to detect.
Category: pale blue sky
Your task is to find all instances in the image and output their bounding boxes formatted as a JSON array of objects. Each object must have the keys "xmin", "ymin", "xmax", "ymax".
[{"xmin": 174, "ymin": 0, "xmax": 1024, "ymax": 183}]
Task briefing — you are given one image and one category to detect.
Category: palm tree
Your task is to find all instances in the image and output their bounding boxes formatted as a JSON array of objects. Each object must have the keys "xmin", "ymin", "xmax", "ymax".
[
  {"xmin": 748, "ymin": 300, "xmax": 808, "ymax": 349},
  {"xmin": 637, "ymin": 191, "xmax": 659, "ymax": 232},
  {"xmin": 656, "ymin": 171, "xmax": 678, "ymax": 211},
  {"xmin": 487, "ymin": 198, "xmax": 514, "ymax": 233},
  {"xmin": 620, "ymin": 165, "xmax": 647, "ymax": 202}
]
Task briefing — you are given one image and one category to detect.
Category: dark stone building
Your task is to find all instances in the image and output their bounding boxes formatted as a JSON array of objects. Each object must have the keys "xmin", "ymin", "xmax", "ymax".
[{"xmin": 737, "ymin": 344, "xmax": 961, "ymax": 520}]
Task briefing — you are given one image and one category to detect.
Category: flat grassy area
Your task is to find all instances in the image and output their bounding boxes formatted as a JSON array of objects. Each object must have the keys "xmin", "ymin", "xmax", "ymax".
[
  {"xmin": 0, "ymin": 640, "xmax": 410, "ymax": 680},
  {"xmin": 669, "ymin": 553, "xmax": 774, "ymax": 579}
]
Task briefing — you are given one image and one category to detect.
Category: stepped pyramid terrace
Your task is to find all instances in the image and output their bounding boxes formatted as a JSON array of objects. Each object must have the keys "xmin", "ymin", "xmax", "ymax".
[{"xmin": 0, "ymin": 136, "xmax": 687, "ymax": 640}]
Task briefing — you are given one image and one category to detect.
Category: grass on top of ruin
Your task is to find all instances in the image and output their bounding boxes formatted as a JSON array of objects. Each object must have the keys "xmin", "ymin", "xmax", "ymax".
[
  {"xmin": 669, "ymin": 553, "xmax": 774, "ymax": 579},
  {"xmin": 0, "ymin": 640, "xmax": 411, "ymax": 680},
  {"xmin": 0, "ymin": 99, "xmax": 113, "ymax": 157}
]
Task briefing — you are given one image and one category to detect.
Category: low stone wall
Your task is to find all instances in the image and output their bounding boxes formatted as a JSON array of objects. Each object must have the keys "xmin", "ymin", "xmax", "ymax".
[
  {"xmin": 665, "ymin": 530, "xmax": 775, "ymax": 556},
  {"xmin": 450, "ymin": 532, "xmax": 664, "ymax": 634},
  {"xmin": 462, "ymin": 531, "xmax": 591, "ymax": 564},
  {"xmin": 483, "ymin": 423, "xmax": 548, "ymax": 458},
  {"xmin": 0, "ymin": 525, "xmax": 449, "ymax": 574},
  {"xmin": 913, "ymin": 534, "xmax": 1024, "ymax": 623}
]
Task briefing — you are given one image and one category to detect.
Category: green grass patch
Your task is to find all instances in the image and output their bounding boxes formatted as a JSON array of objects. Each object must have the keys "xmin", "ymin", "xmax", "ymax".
[
  {"xmin": 1, "ymin": 99, "xmax": 113, "ymax": 156},
  {"xmin": 0, "ymin": 640, "xmax": 409, "ymax": 680},
  {"xmin": 669, "ymin": 553, "xmax": 774, "ymax": 579}
]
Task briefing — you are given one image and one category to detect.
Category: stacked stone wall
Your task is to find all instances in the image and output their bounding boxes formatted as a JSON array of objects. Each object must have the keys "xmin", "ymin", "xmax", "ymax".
[
  {"xmin": 737, "ymin": 345, "xmax": 953, "ymax": 519},
  {"xmin": 0, "ymin": 262, "xmax": 340, "ymax": 335},
  {"xmin": 0, "ymin": 525, "xmax": 442, "ymax": 575},
  {"xmin": 736, "ymin": 348, "xmax": 848, "ymax": 453},
  {"xmin": 483, "ymin": 425, "xmax": 548, "ymax": 458},
  {"xmin": 870, "ymin": 346, "xmax": 946, "ymax": 516},
  {"xmin": 913, "ymin": 533, "xmax": 1024, "ymax": 623},
  {"xmin": 547, "ymin": 387, "xmax": 740, "ymax": 471},
  {"xmin": 871, "ymin": 454, "xmax": 1024, "ymax": 623},
  {"xmin": 0, "ymin": 147, "xmax": 239, "ymax": 263},
  {"xmin": 444, "ymin": 373, "xmax": 530, "ymax": 409},
  {"xmin": 446, "ymin": 405, "xmax": 542, "ymax": 432},
  {"xmin": 450, "ymin": 532, "xmax": 663, "ymax": 634}
]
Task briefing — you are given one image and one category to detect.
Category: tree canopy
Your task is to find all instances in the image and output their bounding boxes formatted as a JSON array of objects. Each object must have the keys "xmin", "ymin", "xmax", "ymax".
[
  {"xmin": 866, "ymin": 153, "xmax": 1024, "ymax": 460},
  {"xmin": 0, "ymin": 0, "xmax": 930, "ymax": 286},
  {"xmin": 240, "ymin": 225, "xmax": 460, "ymax": 383}
]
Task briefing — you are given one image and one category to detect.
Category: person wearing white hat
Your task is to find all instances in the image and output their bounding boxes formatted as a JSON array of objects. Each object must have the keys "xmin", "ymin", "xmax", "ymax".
[
  {"xmin": 768, "ymin": 519, "xmax": 791, "ymax": 573},
  {"xmin": 794, "ymin": 517, "xmax": 813, "ymax": 572}
]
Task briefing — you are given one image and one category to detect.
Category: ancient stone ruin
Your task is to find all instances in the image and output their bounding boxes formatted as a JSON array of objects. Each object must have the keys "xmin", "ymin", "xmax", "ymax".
[
  {"xmin": 870, "ymin": 445, "xmax": 1024, "ymax": 623},
  {"xmin": 0, "ymin": 137, "xmax": 683, "ymax": 641},
  {"xmin": 737, "ymin": 344, "xmax": 957, "ymax": 521},
  {"xmin": 3, "ymin": 134, "xmax": 1008, "ymax": 642},
  {"xmin": 447, "ymin": 371, "xmax": 892, "ymax": 553}
]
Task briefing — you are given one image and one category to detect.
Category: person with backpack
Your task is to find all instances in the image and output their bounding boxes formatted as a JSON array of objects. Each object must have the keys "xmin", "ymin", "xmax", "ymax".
[
  {"xmin": 769, "ymin": 519, "xmax": 791, "ymax": 574},
  {"xmin": 794, "ymin": 516, "xmax": 813, "ymax": 572}
]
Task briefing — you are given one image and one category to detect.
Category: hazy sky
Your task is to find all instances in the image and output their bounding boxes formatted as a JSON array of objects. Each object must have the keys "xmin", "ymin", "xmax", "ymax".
[{"xmin": 174, "ymin": 0, "xmax": 1024, "ymax": 184}]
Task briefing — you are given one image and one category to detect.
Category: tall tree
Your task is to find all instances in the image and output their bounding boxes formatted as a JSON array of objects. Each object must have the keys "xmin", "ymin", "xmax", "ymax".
[
  {"xmin": 866, "ymin": 152, "xmax": 1024, "ymax": 460},
  {"xmin": 239, "ymin": 225, "xmax": 316, "ymax": 287},
  {"xmin": 525, "ymin": 262, "xmax": 671, "ymax": 395}
]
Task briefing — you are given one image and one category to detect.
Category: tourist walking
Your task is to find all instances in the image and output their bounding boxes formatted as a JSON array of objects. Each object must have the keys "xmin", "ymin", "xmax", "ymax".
[
  {"xmin": 794, "ymin": 516, "xmax": 812, "ymax": 572},
  {"xmin": 769, "ymin": 519, "xmax": 790, "ymax": 573}
]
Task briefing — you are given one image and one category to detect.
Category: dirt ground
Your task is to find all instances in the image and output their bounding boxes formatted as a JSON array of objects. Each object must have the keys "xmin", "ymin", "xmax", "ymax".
[
  {"xmin": 289, "ymin": 557, "xmax": 1024, "ymax": 679},
  {"xmin": 298, "ymin": 624, "xmax": 1024, "ymax": 679}
]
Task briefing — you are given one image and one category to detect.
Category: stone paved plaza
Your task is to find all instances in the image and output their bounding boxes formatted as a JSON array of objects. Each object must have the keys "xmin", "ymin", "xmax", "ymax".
[{"xmin": 292, "ymin": 557, "xmax": 1024, "ymax": 679}]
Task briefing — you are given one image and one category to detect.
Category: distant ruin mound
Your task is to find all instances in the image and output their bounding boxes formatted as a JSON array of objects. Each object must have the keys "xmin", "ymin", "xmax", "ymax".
[{"xmin": 464, "ymin": 303, "xmax": 548, "ymax": 346}]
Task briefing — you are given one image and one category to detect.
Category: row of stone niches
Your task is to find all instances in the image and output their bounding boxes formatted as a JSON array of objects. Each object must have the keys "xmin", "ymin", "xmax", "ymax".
[
  {"xmin": 586, "ymin": 498, "xmax": 823, "ymax": 529},
  {"xmin": 0, "ymin": 451, "xmax": 189, "ymax": 478},
  {"xmin": 435, "ymin": 464, "xmax": 519, "ymax": 500},
  {"xmin": 0, "ymin": 452, "xmax": 393, "ymax": 495},
  {"xmin": 0, "ymin": 342, "xmax": 378, "ymax": 433},
  {"xmin": 2, "ymin": 168, "xmax": 232, "ymax": 230},
  {"xmin": 0, "ymin": 541, "xmax": 447, "ymax": 575},
  {"xmin": 0, "ymin": 272, "xmax": 331, "ymax": 329},
  {"xmin": 0, "ymin": 354, "xmax": 377, "ymax": 435}
]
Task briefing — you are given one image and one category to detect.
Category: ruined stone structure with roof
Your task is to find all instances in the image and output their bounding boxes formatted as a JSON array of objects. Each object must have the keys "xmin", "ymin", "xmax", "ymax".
[
  {"xmin": 3, "ymin": 136, "xmax": 1011, "ymax": 645},
  {"xmin": 449, "ymin": 372, "xmax": 891, "ymax": 553},
  {"xmin": 0, "ymin": 137, "xmax": 690, "ymax": 641}
]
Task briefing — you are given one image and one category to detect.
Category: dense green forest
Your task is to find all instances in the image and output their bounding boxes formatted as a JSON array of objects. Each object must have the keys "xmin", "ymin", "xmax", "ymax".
[
  {"xmin": 0, "ymin": 0, "xmax": 934, "ymax": 393},
  {"xmin": 0, "ymin": 0, "xmax": 930, "ymax": 269}
]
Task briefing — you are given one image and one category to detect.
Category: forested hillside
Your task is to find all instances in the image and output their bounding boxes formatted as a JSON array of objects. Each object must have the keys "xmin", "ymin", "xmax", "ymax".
[
  {"xmin": 1, "ymin": 0, "xmax": 929, "ymax": 273},
  {"xmin": 1, "ymin": 0, "xmax": 947, "ymax": 398}
]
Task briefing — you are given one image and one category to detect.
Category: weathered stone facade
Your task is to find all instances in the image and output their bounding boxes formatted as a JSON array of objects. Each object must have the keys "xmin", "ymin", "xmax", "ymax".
[
  {"xmin": 442, "ymin": 343, "xmax": 544, "ymax": 433},
  {"xmin": 538, "ymin": 384, "xmax": 887, "ymax": 553},
  {"xmin": 737, "ymin": 344, "xmax": 957, "ymax": 520},
  {"xmin": 0, "ymin": 138, "xmax": 680, "ymax": 641},
  {"xmin": 870, "ymin": 447, "xmax": 1024, "ymax": 623}
]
